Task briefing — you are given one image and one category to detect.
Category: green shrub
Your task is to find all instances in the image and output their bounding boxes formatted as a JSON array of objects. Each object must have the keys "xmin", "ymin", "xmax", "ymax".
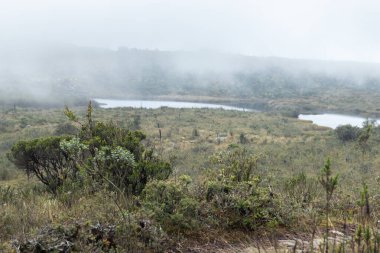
[
  {"xmin": 205, "ymin": 178, "xmax": 278, "ymax": 229},
  {"xmin": 335, "ymin": 124, "xmax": 361, "ymax": 142},
  {"xmin": 20, "ymin": 117, "xmax": 28, "ymax": 128},
  {"xmin": 210, "ymin": 147, "xmax": 259, "ymax": 182},
  {"xmin": 284, "ymin": 171, "xmax": 319, "ymax": 207},
  {"xmin": 0, "ymin": 168, "xmax": 13, "ymax": 181},
  {"xmin": 142, "ymin": 176, "xmax": 199, "ymax": 233},
  {"xmin": 9, "ymin": 102, "xmax": 172, "ymax": 196},
  {"xmin": 239, "ymin": 133, "xmax": 249, "ymax": 144},
  {"xmin": 191, "ymin": 128, "xmax": 199, "ymax": 139},
  {"xmin": 205, "ymin": 148, "xmax": 280, "ymax": 229},
  {"xmin": 8, "ymin": 136, "xmax": 75, "ymax": 194}
]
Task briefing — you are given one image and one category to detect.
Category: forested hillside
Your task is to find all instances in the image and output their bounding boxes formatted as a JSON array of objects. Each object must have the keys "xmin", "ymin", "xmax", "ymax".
[{"xmin": 2, "ymin": 44, "xmax": 380, "ymax": 114}]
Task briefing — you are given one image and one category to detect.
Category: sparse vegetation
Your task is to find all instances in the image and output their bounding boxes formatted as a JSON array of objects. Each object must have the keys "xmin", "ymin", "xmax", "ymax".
[{"xmin": 1, "ymin": 103, "xmax": 380, "ymax": 252}]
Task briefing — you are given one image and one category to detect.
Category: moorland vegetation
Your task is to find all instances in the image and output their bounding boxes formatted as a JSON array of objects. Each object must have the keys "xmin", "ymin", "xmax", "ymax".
[{"xmin": 1, "ymin": 102, "xmax": 380, "ymax": 252}]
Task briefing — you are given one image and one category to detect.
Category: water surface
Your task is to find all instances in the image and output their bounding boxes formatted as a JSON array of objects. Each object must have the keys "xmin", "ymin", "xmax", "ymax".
[
  {"xmin": 298, "ymin": 113, "xmax": 376, "ymax": 129},
  {"xmin": 94, "ymin": 98, "xmax": 252, "ymax": 111},
  {"xmin": 94, "ymin": 99, "xmax": 374, "ymax": 129}
]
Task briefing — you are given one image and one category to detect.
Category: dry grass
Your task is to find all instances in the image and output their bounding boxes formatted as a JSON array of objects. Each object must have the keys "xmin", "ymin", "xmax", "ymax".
[{"xmin": 1, "ymin": 106, "xmax": 380, "ymax": 251}]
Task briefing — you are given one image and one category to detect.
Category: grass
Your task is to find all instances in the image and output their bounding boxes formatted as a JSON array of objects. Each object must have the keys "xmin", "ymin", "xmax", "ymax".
[{"xmin": 1, "ymin": 104, "xmax": 380, "ymax": 252}]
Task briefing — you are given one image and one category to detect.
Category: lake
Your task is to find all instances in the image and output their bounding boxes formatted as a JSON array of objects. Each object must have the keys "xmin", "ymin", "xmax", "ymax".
[
  {"xmin": 298, "ymin": 113, "xmax": 377, "ymax": 129},
  {"xmin": 93, "ymin": 98, "xmax": 252, "ymax": 111},
  {"xmin": 94, "ymin": 99, "xmax": 374, "ymax": 129}
]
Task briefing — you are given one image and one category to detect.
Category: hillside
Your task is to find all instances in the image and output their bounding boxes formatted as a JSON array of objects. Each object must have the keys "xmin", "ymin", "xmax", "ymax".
[{"xmin": 2, "ymin": 44, "xmax": 380, "ymax": 115}]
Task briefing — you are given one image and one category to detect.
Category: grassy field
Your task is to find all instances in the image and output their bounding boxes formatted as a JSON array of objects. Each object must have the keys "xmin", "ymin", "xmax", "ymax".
[{"xmin": 1, "ymin": 104, "xmax": 380, "ymax": 252}]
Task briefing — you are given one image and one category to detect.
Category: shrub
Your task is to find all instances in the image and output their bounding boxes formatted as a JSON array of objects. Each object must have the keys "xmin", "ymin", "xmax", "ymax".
[
  {"xmin": 8, "ymin": 136, "xmax": 75, "ymax": 194},
  {"xmin": 54, "ymin": 123, "xmax": 79, "ymax": 136},
  {"xmin": 94, "ymin": 146, "xmax": 171, "ymax": 195},
  {"xmin": 239, "ymin": 133, "xmax": 249, "ymax": 144},
  {"xmin": 206, "ymin": 148, "xmax": 279, "ymax": 229},
  {"xmin": 191, "ymin": 128, "xmax": 199, "ymax": 139},
  {"xmin": 9, "ymin": 102, "xmax": 172, "ymax": 196},
  {"xmin": 142, "ymin": 176, "xmax": 199, "ymax": 233},
  {"xmin": 130, "ymin": 114, "xmax": 141, "ymax": 130},
  {"xmin": 205, "ymin": 178, "xmax": 278, "ymax": 229},
  {"xmin": 210, "ymin": 147, "xmax": 259, "ymax": 182},
  {"xmin": 335, "ymin": 124, "xmax": 360, "ymax": 142},
  {"xmin": 284, "ymin": 171, "xmax": 319, "ymax": 208}
]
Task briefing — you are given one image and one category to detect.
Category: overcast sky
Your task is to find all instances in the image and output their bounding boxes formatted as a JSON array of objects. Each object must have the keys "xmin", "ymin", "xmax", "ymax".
[{"xmin": 1, "ymin": 0, "xmax": 380, "ymax": 62}]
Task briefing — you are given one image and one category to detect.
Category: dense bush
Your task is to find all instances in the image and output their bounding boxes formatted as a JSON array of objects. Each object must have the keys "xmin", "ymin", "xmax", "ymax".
[
  {"xmin": 8, "ymin": 102, "xmax": 172, "ymax": 195},
  {"xmin": 8, "ymin": 136, "xmax": 74, "ymax": 194},
  {"xmin": 205, "ymin": 178, "xmax": 277, "ymax": 229},
  {"xmin": 210, "ymin": 147, "xmax": 259, "ymax": 182},
  {"xmin": 142, "ymin": 175, "xmax": 200, "ymax": 233},
  {"xmin": 335, "ymin": 124, "xmax": 361, "ymax": 142},
  {"xmin": 204, "ymin": 147, "xmax": 280, "ymax": 229}
]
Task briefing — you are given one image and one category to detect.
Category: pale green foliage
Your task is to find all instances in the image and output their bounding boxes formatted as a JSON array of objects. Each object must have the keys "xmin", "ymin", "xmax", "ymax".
[
  {"xmin": 178, "ymin": 174, "xmax": 192, "ymax": 185},
  {"xmin": 95, "ymin": 146, "xmax": 136, "ymax": 168},
  {"xmin": 60, "ymin": 137, "xmax": 88, "ymax": 156}
]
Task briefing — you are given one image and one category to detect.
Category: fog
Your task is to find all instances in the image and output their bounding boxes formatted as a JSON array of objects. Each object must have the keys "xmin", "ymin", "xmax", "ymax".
[
  {"xmin": 1, "ymin": 0, "xmax": 380, "ymax": 106},
  {"xmin": 2, "ymin": 0, "xmax": 380, "ymax": 62}
]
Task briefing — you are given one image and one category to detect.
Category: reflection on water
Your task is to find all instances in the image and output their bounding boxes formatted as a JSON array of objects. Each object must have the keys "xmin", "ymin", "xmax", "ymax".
[
  {"xmin": 298, "ymin": 113, "xmax": 377, "ymax": 129},
  {"xmin": 94, "ymin": 98, "xmax": 252, "ymax": 111}
]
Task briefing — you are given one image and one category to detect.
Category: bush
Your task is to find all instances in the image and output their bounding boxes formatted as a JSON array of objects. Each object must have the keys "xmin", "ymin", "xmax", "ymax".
[
  {"xmin": 8, "ymin": 136, "xmax": 75, "ymax": 194},
  {"xmin": 191, "ymin": 128, "xmax": 199, "ymax": 139},
  {"xmin": 94, "ymin": 145, "xmax": 171, "ymax": 195},
  {"xmin": 54, "ymin": 123, "xmax": 79, "ymax": 136},
  {"xmin": 284, "ymin": 172, "xmax": 319, "ymax": 208},
  {"xmin": 239, "ymin": 133, "xmax": 249, "ymax": 144},
  {"xmin": 9, "ymin": 102, "xmax": 172, "ymax": 196},
  {"xmin": 142, "ymin": 176, "xmax": 200, "ymax": 233},
  {"xmin": 335, "ymin": 124, "xmax": 361, "ymax": 142},
  {"xmin": 205, "ymin": 148, "xmax": 280, "ymax": 229},
  {"xmin": 205, "ymin": 178, "xmax": 278, "ymax": 229},
  {"xmin": 210, "ymin": 147, "xmax": 259, "ymax": 182}
]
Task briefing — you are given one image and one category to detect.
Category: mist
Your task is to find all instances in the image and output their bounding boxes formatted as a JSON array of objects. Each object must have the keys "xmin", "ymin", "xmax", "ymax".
[
  {"xmin": 1, "ymin": 0, "xmax": 380, "ymax": 107},
  {"xmin": 2, "ymin": 0, "xmax": 380, "ymax": 61}
]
